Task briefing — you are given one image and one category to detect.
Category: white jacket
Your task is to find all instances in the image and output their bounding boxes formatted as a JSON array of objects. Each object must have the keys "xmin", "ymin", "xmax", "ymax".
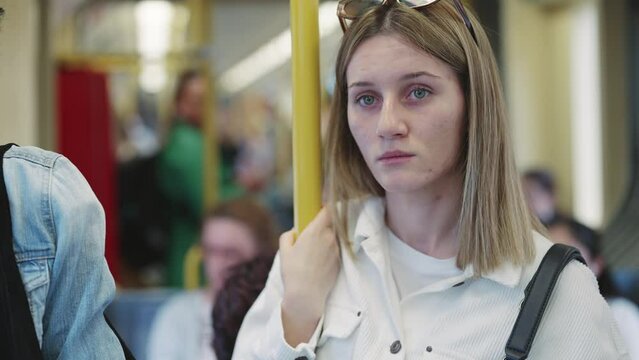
[{"xmin": 233, "ymin": 197, "xmax": 629, "ymax": 359}]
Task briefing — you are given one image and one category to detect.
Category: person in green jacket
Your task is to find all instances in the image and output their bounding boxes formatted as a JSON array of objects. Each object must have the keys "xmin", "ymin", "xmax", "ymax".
[
  {"xmin": 159, "ymin": 69, "xmax": 249, "ymax": 286},
  {"xmin": 158, "ymin": 70, "xmax": 206, "ymax": 287}
]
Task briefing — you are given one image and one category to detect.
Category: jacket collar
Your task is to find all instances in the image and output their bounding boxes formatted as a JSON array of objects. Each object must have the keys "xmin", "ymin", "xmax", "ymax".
[
  {"xmin": 348, "ymin": 196, "xmax": 524, "ymax": 289},
  {"xmin": 350, "ymin": 196, "xmax": 386, "ymax": 253}
]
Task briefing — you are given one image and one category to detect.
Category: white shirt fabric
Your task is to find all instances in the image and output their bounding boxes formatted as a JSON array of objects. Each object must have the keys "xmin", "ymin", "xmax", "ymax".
[
  {"xmin": 147, "ymin": 290, "xmax": 216, "ymax": 360},
  {"xmin": 387, "ymin": 229, "xmax": 463, "ymax": 299},
  {"xmin": 608, "ymin": 297, "xmax": 639, "ymax": 359},
  {"xmin": 233, "ymin": 196, "xmax": 630, "ymax": 360}
]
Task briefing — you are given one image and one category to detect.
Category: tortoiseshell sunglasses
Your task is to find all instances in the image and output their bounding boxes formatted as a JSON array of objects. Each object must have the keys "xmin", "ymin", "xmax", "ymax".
[{"xmin": 336, "ymin": 0, "xmax": 478, "ymax": 44}]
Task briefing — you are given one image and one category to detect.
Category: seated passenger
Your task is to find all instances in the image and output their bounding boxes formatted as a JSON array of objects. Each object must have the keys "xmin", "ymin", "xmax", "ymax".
[
  {"xmin": 212, "ymin": 255, "xmax": 274, "ymax": 360},
  {"xmin": 549, "ymin": 217, "xmax": 639, "ymax": 359},
  {"xmin": 522, "ymin": 169, "xmax": 563, "ymax": 226},
  {"xmin": 146, "ymin": 198, "xmax": 277, "ymax": 360}
]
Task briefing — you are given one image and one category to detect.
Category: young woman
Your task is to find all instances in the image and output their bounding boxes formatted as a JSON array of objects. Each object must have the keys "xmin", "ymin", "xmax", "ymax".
[{"xmin": 233, "ymin": 1, "xmax": 629, "ymax": 358}]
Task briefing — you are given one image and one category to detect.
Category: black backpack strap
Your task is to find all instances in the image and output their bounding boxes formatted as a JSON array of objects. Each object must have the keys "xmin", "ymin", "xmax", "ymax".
[
  {"xmin": 504, "ymin": 243, "xmax": 586, "ymax": 360},
  {"xmin": 0, "ymin": 143, "xmax": 44, "ymax": 360}
]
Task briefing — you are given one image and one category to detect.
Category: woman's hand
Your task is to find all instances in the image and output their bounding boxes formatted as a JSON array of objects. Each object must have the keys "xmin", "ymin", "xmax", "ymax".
[{"xmin": 279, "ymin": 207, "xmax": 341, "ymax": 347}]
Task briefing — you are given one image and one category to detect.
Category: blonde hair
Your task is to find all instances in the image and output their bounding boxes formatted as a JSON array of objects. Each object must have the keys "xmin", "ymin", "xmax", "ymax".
[{"xmin": 325, "ymin": 0, "xmax": 543, "ymax": 275}]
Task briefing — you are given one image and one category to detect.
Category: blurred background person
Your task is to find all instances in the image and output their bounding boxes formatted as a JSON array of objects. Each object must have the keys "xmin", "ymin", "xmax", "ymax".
[
  {"xmin": 548, "ymin": 217, "xmax": 639, "ymax": 359},
  {"xmin": 157, "ymin": 69, "xmax": 207, "ymax": 287},
  {"xmin": 522, "ymin": 169, "xmax": 562, "ymax": 227},
  {"xmin": 212, "ymin": 255, "xmax": 274, "ymax": 360},
  {"xmin": 524, "ymin": 168, "xmax": 639, "ymax": 358},
  {"xmin": 146, "ymin": 198, "xmax": 277, "ymax": 360}
]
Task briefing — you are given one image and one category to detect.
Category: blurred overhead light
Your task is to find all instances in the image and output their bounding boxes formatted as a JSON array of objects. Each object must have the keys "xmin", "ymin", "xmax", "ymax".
[
  {"xmin": 140, "ymin": 60, "xmax": 168, "ymax": 94},
  {"xmin": 136, "ymin": 0, "xmax": 174, "ymax": 92},
  {"xmin": 136, "ymin": 0, "xmax": 173, "ymax": 59},
  {"xmin": 219, "ymin": 1, "xmax": 340, "ymax": 94}
]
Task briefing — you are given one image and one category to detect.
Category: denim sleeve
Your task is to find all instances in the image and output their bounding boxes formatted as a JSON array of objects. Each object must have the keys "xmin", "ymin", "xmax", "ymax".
[{"xmin": 40, "ymin": 156, "xmax": 125, "ymax": 359}]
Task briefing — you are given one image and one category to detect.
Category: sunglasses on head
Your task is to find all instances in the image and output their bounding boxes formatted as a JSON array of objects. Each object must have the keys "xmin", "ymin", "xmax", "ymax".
[{"xmin": 336, "ymin": 0, "xmax": 478, "ymax": 44}]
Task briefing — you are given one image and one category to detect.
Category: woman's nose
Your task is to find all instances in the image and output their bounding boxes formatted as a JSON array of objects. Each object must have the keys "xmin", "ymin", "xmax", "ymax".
[{"xmin": 376, "ymin": 100, "xmax": 408, "ymax": 139}]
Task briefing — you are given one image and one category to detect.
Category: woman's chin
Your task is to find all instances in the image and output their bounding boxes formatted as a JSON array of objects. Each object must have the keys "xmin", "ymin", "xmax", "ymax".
[{"xmin": 378, "ymin": 178, "xmax": 426, "ymax": 194}]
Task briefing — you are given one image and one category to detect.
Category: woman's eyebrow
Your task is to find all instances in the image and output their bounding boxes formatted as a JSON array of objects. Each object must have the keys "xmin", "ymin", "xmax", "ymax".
[
  {"xmin": 348, "ymin": 71, "xmax": 441, "ymax": 89},
  {"xmin": 400, "ymin": 71, "xmax": 441, "ymax": 80},
  {"xmin": 348, "ymin": 81, "xmax": 374, "ymax": 89}
]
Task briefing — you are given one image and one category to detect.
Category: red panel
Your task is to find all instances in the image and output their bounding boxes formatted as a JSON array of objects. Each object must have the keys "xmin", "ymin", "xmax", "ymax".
[{"xmin": 56, "ymin": 68, "xmax": 120, "ymax": 280}]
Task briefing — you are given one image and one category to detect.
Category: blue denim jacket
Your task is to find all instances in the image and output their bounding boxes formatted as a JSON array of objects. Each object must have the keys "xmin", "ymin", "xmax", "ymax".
[{"xmin": 3, "ymin": 146, "xmax": 125, "ymax": 359}]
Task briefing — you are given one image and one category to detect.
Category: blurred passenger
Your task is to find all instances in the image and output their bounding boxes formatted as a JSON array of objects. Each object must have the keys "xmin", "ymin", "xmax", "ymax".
[
  {"xmin": 0, "ymin": 144, "xmax": 132, "ymax": 359},
  {"xmin": 235, "ymin": 136, "xmax": 274, "ymax": 193},
  {"xmin": 157, "ymin": 69, "xmax": 206, "ymax": 287},
  {"xmin": 212, "ymin": 256, "xmax": 274, "ymax": 360},
  {"xmin": 549, "ymin": 218, "xmax": 639, "ymax": 359},
  {"xmin": 522, "ymin": 169, "xmax": 561, "ymax": 226},
  {"xmin": 217, "ymin": 100, "xmax": 274, "ymax": 201},
  {"xmin": 147, "ymin": 198, "xmax": 277, "ymax": 360}
]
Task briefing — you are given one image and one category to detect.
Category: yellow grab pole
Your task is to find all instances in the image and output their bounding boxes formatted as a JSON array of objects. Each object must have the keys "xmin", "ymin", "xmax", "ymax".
[
  {"xmin": 184, "ymin": 0, "xmax": 215, "ymax": 289},
  {"xmin": 291, "ymin": 0, "xmax": 322, "ymax": 233},
  {"xmin": 190, "ymin": 0, "xmax": 218, "ymax": 210}
]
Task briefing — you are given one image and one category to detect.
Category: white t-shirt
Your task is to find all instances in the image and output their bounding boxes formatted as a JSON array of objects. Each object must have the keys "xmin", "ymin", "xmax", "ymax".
[{"xmin": 387, "ymin": 229, "xmax": 463, "ymax": 299}]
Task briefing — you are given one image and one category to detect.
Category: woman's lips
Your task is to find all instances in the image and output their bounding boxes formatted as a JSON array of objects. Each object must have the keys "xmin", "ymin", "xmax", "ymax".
[{"xmin": 377, "ymin": 151, "xmax": 415, "ymax": 164}]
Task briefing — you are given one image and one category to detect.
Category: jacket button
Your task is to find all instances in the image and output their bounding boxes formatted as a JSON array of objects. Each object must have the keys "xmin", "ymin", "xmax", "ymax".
[{"xmin": 390, "ymin": 340, "xmax": 402, "ymax": 354}]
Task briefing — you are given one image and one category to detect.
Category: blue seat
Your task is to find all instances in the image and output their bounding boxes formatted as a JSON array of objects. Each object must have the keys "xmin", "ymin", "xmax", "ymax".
[{"xmin": 106, "ymin": 289, "xmax": 180, "ymax": 360}]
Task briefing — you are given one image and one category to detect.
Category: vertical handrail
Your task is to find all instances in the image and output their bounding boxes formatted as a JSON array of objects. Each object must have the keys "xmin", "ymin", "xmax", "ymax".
[
  {"xmin": 188, "ymin": 0, "xmax": 218, "ymax": 210},
  {"xmin": 184, "ymin": 0, "xmax": 214, "ymax": 289},
  {"xmin": 290, "ymin": 0, "xmax": 322, "ymax": 234}
]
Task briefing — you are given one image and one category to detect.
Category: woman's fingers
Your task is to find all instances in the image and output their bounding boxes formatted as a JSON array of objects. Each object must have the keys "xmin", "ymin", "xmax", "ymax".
[{"xmin": 279, "ymin": 229, "xmax": 296, "ymax": 252}]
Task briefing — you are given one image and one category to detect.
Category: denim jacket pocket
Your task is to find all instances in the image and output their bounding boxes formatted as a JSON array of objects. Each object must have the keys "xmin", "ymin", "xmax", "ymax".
[{"xmin": 17, "ymin": 258, "xmax": 50, "ymax": 345}]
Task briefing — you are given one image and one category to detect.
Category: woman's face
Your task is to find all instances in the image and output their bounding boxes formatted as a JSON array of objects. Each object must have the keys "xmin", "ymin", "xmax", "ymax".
[
  {"xmin": 346, "ymin": 34, "xmax": 465, "ymax": 194},
  {"xmin": 201, "ymin": 217, "xmax": 259, "ymax": 294}
]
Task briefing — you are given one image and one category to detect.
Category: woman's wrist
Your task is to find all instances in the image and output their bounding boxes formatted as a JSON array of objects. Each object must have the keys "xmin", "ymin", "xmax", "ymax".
[
  {"xmin": 281, "ymin": 294, "xmax": 324, "ymax": 347},
  {"xmin": 282, "ymin": 290, "xmax": 325, "ymax": 321}
]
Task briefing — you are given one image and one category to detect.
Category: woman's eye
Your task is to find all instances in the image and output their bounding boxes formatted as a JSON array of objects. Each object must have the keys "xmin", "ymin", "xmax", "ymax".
[
  {"xmin": 410, "ymin": 87, "xmax": 430, "ymax": 99},
  {"xmin": 357, "ymin": 95, "xmax": 376, "ymax": 106}
]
